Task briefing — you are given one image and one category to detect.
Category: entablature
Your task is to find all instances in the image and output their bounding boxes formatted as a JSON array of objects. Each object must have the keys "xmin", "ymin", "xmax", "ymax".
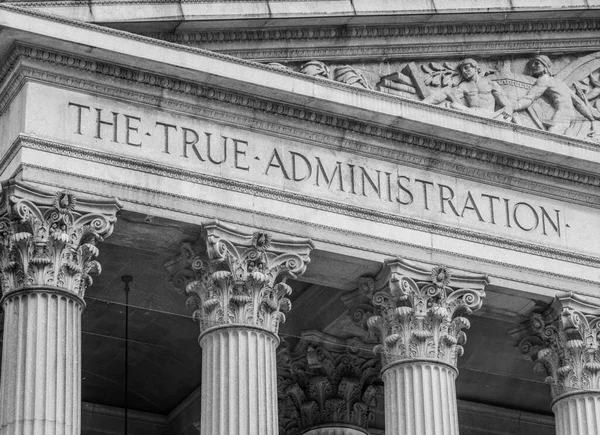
[{"xmin": 1, "ymin": 6, "xmax": 600, "ymax": 302}]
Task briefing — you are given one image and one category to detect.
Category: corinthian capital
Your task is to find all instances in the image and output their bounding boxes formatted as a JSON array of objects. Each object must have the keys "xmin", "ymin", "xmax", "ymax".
[
  {"xmin": 185, "ymin": 221, "xmax": 313, "ymax": 335},
  {"xmin": 278, "ymin": 331, "xmax": 382, "ymax": 435},
  {"xmin": 0, "ymin": 180, "xmax": 122, "ymax": 298},
  {"xmin": 367, "ymin": 259, "xmax": 488, "ymax": 368},
  {"xmin": 514, "ymin": 293, "xmax": 600, "ymax": 400}
]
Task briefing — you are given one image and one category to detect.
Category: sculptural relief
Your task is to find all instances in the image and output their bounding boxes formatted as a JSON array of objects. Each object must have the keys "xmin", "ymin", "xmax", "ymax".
[
  {"xmin": 512, "ymin": 55, "xmax": 596, "ymax": 135},
  {"xmin": 407, "ymin": 54, "xmax": 600, "ymax": 139},
  {"xmin": 266, "ymin": 51, "xmax": 600, "ymax": 141},
  {"xmin": 422, "ymin": 58, "xmax": 513, "ymax": 119}
]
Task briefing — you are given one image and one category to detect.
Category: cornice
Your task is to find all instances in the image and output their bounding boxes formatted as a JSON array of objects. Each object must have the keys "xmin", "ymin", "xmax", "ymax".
[
  {"xmin": 145, "ymin": 20, "xmax": 600, "ymax": 61},
  {"xmin": 14, "ymin": 135, "xmax": 600, "ymax": 270},
  {"xmin": 19, "ymin": 162, "xmax": 600, "ymax": 290},
  {"xmin": 2, "ymin": 44, "xmax": 600, "ymax": 207},
  {"xmin": 216, "ymin": 39, "xmax": 600, "ymax": 62},
  {"xmin": 148, "ymin": 19, "xmax": 600, "ymax": 44}
]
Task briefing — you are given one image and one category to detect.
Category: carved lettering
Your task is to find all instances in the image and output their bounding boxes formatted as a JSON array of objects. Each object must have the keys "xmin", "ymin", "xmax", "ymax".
[
  {"xmin": 541, "ymin": 207, "xmax": 561, "ymax": 236},
  {"xmin": 414, "ymin": 179, "xmax": 434, "ymax": 210},
  {"xmin": 513, "ymin": 202, "xmax": 539, "ymax": 232},
  {"xmin": 360, "ymin": 167, "xmax": 381, "ymax": 198},
  {"xmin": 315, "ymin": 158, "xmax": 343, "ymax": 191},
  {"xmin": 208, "ymin": 135, "xmax": 227, "ymax": 165},
  {"xmin": 68, "ymin": 102, "xmax": 90, "ymax": 135},
  {"xmin": 290, "ymin": 151, "xmax": 312, "ymax": 182},
  {"xmin": 265, "ymin": 149, "xmax": 290, "ymax": 179},
  {"xmin": 95, "ymin": 109, "xmax": 119, "ymax": 143},
  {"xmin": 233, "ymin": 139, "xmax": 250, "ymax": 171},
  {"xmin": 124, "ymin": 114, "xmax": 142, "ymax": 147},
  {"xmin": 182, "ymin": 128, "xmax": 204, "ymax": 161},
  {"xmin": 439, "ymin": 184, "xmax": 460, "ymax": 216},
  {"xmin": 396, "ymin": 175, "xmax": 413, "ymax": 205},
  {"xmin": 155, "ymin": 121, "xmax": 177, "ymax": 154},
  {"xmin": 67, "ymin": 101, "xmax": 567, "ymax": 240}
]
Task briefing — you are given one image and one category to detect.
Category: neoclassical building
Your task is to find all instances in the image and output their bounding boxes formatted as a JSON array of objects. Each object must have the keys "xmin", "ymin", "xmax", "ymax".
[{"xmin": 0, "ymin": 2, "xmax": 599, "ymax": 434}]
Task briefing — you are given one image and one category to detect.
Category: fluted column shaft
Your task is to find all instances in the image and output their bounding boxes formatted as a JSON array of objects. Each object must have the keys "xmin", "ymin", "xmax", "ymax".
[
  {"xmin": 0, "ymin": 288, "xmax": 83, "ymax": 435},
  {"xmin": 553, "ymin": 392, "xmax": 600, "ymax": 435},
  {"xmin": 382, "ymin": 360, "xmax": 459, "ymax": 435},
  {"xmin": 199, "ymin": 325, "xmax": 278, "ymax": 435},
  {"xmin": 302, "ymin": 426, "xmax": 369, "ymax": 435}
]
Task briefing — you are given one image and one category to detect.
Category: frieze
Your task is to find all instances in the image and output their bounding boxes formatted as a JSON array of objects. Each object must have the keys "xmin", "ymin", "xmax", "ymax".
[
  {"xmin": 14, "ymin": 135, "xmax": 600, "ymax": 270},
  {"xmin": 21, "ymin": 161, "xmax": 600, "ymax": 289},
  {"xmin": 3, "ymin": 47, "xmax": 600, "ymax": 202}
]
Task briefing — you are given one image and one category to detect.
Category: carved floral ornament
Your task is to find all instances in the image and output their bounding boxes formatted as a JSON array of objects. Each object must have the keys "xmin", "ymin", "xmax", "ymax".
[
  {"xmin": 183, "ymin": 221, "xmax": 313, "ymax": 335},
  {"xmin": 0, "ymin": 180, "xmax": 121, "ymax": 299},
  {"xmin": 277, "ymin": 332, "xmax": 382, "ymax": 435},
  {"xmin": 367, "ymin": 260, "xmax": 488, "ymax": 368},
  {"xmin": 515, "ymin": 293, "xmax": 600, "ymax": 400}
]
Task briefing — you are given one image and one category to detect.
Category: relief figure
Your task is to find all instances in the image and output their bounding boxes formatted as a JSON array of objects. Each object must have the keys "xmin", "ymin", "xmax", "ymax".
[
  {"xmin": 422, "ymin": 58, "xmax": 513, "ymax": 119},
  {"xmin": 512, "ymin": 55, "xmax": 597, "ymax": 135}
]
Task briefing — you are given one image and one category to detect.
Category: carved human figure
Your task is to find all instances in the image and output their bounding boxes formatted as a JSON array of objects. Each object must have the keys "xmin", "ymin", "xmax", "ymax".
[
  {"xmin": 513, "ymin": 55, "xmax": 597, "ymax": 135},
  {"xmin": 423, "ymin": 58, "xmax": 513, "ymax": 118}
]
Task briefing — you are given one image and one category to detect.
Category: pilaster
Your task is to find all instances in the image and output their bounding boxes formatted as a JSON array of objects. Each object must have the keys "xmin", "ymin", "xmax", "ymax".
[
  {"xmin": 367, "ymin": 259, "xmax": 488, "ymax": 435},
  {"xmin": 514, "ymin": 292, "xmax": 600, "ymax": 435},
  {"xmin": 183, "ymin": 221, "xmax": 313, "ymax": 435},
  {"xmin": 0, "ymin": 180, "xmax": 121, "ymax": 435}
]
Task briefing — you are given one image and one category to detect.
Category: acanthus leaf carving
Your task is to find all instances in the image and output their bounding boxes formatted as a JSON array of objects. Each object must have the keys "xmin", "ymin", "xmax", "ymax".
[
  {"xmin": 367, "ymin": 259, "xmax": 488, "ymax": 368},
  {"xmin": 184, "ymin": 221, "xmax": 313, "ymax": 335},
  {"xmin": 513, "ymin": 293, "xmax": 600, "ymax": 400},
  {"xmin": 0, "ymin": 180, "xmax": 121, "ymax": 298},
  {"xmin": 277, "ymin": 331, "xmax": 382, "ymax": 433}
]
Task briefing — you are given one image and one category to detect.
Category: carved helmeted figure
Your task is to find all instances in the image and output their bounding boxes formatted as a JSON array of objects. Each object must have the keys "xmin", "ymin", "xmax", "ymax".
[
  {"xmin": 513, "ymin": 55, "xmax": 597, "ymax": 135},
  {"xmin": 423, "ymin": 58, "xmax": 513, "ymax": 118}
]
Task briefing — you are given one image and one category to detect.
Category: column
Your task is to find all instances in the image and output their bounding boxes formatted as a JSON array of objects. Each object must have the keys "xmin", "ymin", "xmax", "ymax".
[
  {"xmin": 277, "ymin": 331, "xmax": 381, "ymax": 435},
  {"xmin": 514, "ymin": 293, "xmax": 600, "ymax": 435},
  {"xmin": 367, "ymin": 259, "xmax": 488, "ymax": 435},
  {"xmin": 0, "ymin": 180, "xmax": 121, "ymax": 435},
  {"xmin": 184, "ymin": 221, "xmax": 313, "ymax": 435}
]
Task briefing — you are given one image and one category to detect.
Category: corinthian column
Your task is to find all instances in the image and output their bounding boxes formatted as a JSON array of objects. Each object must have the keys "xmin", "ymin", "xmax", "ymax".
[
  {"xmin": 0, "ymin": 180, "xmax": 121, "ymax": 435},
  {"xmin": 277, "ymin": 331, "xmax": 381, "ymax": 435},
  {"xmin": 367, "ymin": 259, "xmax": 488, "ymax": 435},
  {"xmin": 514, "ymin": 293, "xmax": 600, "ymax": 435},
  {"xmin": 184, "ymin": 221, "xmax": 313, "ymax": 435}
]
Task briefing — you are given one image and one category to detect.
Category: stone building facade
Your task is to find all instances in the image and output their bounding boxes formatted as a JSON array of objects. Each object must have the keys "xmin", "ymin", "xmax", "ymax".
[{"xmin": 0, "ymin": 1, "xmax": 599, "ymax": 434}]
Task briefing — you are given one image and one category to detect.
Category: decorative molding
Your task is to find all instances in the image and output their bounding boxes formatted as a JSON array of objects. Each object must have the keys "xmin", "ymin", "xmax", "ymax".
[
  {"xmin": 214, "ymin": 39, "xmax": 600, "ymax": 62},
  {"xmin": 15, "ymin": 135, "xmax": 600, "ymax": 270},
  {"xmin": 3, "ymin": 44, "xmax": 600, "ymax": 201},
  {"xmin": 19, "ymin": 162, "xmax": 600, "ymax": 291},
  {"xmin": 183, "ymin": 220, "xmax": 313, "ymax": 335},
  {"xmin": 0, "ymin": 179, "xmax": 121, "ymax": 299},
  {"xmin": 513, "ymin": 292, "xmax": 600, "ymax": 402},
  {"xmin": 0, "ymin": 46, "xmax": 600, "ymax": 209},
  {"xmin": 145, "ymin": 19, "xmax": 600, "ymax": 45},
  {"xmin": 277, "ymin": 331, "xmax": 381, "ymax": 435},
  {"xmin": 367, "ymin": 259, "xmax": 488, "ymax": 368}
]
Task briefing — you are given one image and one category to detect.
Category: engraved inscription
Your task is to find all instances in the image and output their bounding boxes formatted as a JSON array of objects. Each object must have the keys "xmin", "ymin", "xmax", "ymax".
[{"xmin": 68, "ymin": 101, "xmax": 564, "ymax": 239}]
